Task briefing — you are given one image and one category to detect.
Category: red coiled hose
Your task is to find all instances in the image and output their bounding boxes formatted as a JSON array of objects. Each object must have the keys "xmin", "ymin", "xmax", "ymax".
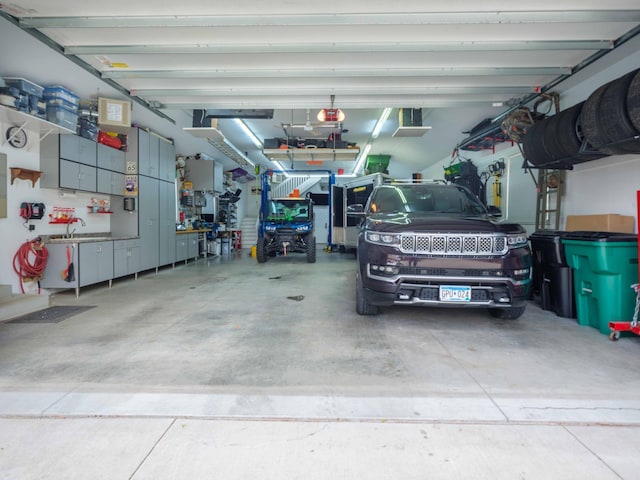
[{"xmin": 13, "ymin": 238, "xmax": 49, "ymax": 294}]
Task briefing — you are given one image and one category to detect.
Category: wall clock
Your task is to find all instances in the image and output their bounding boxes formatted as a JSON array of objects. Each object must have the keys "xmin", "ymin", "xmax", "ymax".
[{"xmin": 6, "ymin": 126, "xmax": 28, "ymax": 149}]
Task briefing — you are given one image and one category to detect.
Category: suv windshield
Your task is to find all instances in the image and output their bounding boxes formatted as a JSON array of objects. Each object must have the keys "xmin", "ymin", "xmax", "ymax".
[
  {"xmin": 266, "ymin": 199, "xmax": 311, "ymax": 221},
  {"xmin": 369, "ymin": 184, "xmax": 487, "ymax": 215}
]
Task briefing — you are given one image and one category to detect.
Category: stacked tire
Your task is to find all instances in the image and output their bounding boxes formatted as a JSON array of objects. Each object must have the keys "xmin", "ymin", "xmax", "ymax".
[
  {"xmin": 581, "ymin": 68, "xmax": 640, "ymax": 155},
  {"xmin": 522, "ymin": 68, "xmax": 640, "ymax": 168},
  {"xmin": 522, "ymin": 102, "xmax": 604, "ymax": 168}
]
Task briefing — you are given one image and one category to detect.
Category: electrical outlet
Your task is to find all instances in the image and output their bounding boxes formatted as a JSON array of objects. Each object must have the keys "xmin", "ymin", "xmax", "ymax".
[{"xmin": 29, "ymin": 224, "xmax": 35, "ymax": 231}]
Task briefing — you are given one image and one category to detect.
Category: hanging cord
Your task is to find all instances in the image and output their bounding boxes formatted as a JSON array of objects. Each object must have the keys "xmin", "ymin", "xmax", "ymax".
[{"xmin": 12, "ymin": 237, "xmax": 49, "ymax": 294}]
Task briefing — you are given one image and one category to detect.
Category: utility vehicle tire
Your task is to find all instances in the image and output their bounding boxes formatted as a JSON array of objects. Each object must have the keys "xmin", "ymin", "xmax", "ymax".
[
  {"xmin": 306, "ymin": 236, "xmax": 316, "ymax": 263},
  {"xmin": 598, "ymin": 70, "xmax": 640, "ymax": 153},
  {"xmin": 356, "ymin": 272, "xmax": 379, "ymax": 315},
  {"xmin": 488, "ymin": 305, "xmax": 526, "ymax": 320},
  {"xmin": 256, "ymin": 237, "xmax": 267, "ymax": 263},
  {"xmin": 627, "ymin": 69, "xmax": 640, "ymax": 133},
  {"xmin": 581, "ymin": 81, "xmax": 626, "ymax": 156}
]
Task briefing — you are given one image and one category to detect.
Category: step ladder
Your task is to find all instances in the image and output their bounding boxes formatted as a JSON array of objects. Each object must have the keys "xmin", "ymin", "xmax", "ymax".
[{"xmin": 535, "ymin": 169, "xmax": 565, "ymax": 231}]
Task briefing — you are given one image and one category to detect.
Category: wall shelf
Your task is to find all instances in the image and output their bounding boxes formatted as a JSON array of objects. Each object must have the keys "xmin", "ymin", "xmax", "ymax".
[
  {"xmin": 10, "ymin": 167, "xmax": 42, "ymax": 187},
  {"xmin": 0, "ymin": 105, "xmax": 75, "ymax": 148},
  {"xmin": 263, "ymin": 148, "xmax": 359, "ymax": 162}
]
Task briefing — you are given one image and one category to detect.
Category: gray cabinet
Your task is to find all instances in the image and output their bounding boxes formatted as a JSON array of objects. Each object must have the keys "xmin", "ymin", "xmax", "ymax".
[
  {"xmin": 138, "ymin": 175, "xmax": 160, "ymax": 272},
  {"xmin": 97, "ymin": 144, "xmax": 125, "ymax": 173},
  {"xmin": 97, "ymin": 169, "xmax": 125, "ymax": 195},
  {"xmin": 59, "ymin": 159, "xmax": 97, "ymax": 192},
  {"xmin": 176, "ymin": 233, "xmax": 198, "ymax": 262},
  {"xmin": 113, "ymin": 239, "xmax": 140, "ymax": 278},
  {"xmin": 159, "ymin": 180, "xmax": 176, "ymax": 266},
  {"xmin": 187, "ymin": 233, "xmax": 198, "ymax": 259},
  {"xmin": 41, "ymin": 134, "xmax": 98, "ymax": 191},
  {"xmin": 78, "ymin": 241, "xmax": 114, "ymax": 287},
  {"xmin": 60, "ymin": 135, "xmax": 97, "ymax": 166},
  {"xmin": 175, "ymin": 235, "xmax": 188, "ymax": 262},
  {"xmin": 158, "ymin": 139, "xmax": 175, "ymax": 182},
  {"xmin": 136, "ymin": 129, "xmax": 160, "ymax": 178}
]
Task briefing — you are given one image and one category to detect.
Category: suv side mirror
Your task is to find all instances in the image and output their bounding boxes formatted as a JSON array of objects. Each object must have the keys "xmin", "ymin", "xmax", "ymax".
[
  {"xmin": 347, "ymin": 204, "xmax": 365, "ymax": 215},
  {"xmin": 487, "ymin": 205, "xmax": 502, "ymax": 217}
]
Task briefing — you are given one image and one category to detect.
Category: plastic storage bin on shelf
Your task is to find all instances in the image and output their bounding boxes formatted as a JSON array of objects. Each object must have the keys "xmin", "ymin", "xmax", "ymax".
[
  {"xmin": 46, "ymin": 104, "xmax": 78, "ymax": 131},
  {"xmin": 562, "ymin": 232, "xmax": 639, "ymax": 334},
  {"xmin": 43, "ymin": 86, "xmax": 79, "ymax": 109},
  {"xmin": 529, "ymin": 230, "xmax": 575, "ymax": 318},
  {"xmin": 4, "ymin": 77, "xmax": 44, "ymax": 97}
]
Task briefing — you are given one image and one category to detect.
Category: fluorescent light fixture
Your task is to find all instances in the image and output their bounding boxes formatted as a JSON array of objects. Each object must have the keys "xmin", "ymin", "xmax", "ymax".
[
  {"xmin": 371, "ymin": 107, "xmax": 392, "ymax": 139},
  {"xmin": 272, "ymin": 161, "xmax": 290, "ymax": 176},
  {"xmin": 492, "ymin": 102, "xmax": 504, "ymax": 107},
  {"xmin": 233, "ymin": 118, "xmax": 263, "ymax": 148},
  {"xmin": 352, "ymin": 143, "xmax": 372, "ymax": 174}
]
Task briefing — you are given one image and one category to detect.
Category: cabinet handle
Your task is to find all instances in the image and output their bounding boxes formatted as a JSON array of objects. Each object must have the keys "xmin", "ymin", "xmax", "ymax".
[{"xmin": 582, "ymin": 288, "xmax": 592, "ymax": 294}]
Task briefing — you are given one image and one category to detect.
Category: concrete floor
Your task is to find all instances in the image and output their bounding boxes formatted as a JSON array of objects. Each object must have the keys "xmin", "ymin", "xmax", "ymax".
[{"xmin": 1, "ymin": 249, "xmax": 640, "ymax": 479}]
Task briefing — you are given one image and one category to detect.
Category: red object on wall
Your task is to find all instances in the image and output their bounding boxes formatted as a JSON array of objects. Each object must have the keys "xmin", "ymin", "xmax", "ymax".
[{"xmin": 98, "ymin": 131, "xmax": 123, "ymax": 150}]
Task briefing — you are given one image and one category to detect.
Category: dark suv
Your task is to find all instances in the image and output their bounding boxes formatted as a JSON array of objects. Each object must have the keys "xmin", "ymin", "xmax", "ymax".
[{"xmin": 353, "ymin": 182, "xmax": 531, "ymax": 318}]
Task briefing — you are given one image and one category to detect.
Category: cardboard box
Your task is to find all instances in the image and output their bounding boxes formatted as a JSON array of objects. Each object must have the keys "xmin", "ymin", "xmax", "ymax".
[{"xmin": 565, "ymin": 214, "xmax": 635, "ymax": 233}]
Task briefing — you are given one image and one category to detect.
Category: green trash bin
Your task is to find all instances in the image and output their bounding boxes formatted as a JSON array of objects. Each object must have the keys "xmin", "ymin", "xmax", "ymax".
[{"xmin": 562, "ymin": 232, "xmax": 638, "ymax": 334}]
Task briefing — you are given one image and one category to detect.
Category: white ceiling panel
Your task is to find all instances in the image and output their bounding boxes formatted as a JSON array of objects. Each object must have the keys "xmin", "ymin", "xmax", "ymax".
[{"xmin": 0, "ymin": 1, "xmax": 639, "ymax": 174}]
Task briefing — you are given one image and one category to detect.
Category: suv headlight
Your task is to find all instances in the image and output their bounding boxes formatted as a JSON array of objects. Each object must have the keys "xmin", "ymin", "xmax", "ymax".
[
  {"xmin": 506, "ymin": 234, "xmax": 528, "ymax": 249},
  {"xmin": 365, "ymin": 231, "xmax": 402, "ymax": 246}
]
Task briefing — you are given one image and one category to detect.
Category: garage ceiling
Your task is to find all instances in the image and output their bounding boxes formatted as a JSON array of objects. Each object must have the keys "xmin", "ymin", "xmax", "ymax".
[{"xmin": 1, "ymin": 1, "xmax": 640, "ymax": 174}]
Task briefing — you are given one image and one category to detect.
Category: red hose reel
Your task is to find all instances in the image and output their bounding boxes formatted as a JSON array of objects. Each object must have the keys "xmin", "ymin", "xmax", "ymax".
[{"xmin": 13, "ymin": 237, "xmax": 49, "ymax": 294}]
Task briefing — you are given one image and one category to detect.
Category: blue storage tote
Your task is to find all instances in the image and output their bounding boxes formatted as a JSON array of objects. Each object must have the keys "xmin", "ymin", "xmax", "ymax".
[
  {"xmin": 46, "ymin": 104, "xmax": 79, "ymax": 131},
  {"xmin": 562, "ymin": 232, "xmax": 638, "ymax": 334},
  {"xmin": 4, "ymin": 77, "xmax": 44, "ymax": 97},
  {"xmin": 43, "ymin": 86, "xmax": 79, "ymax": 109}
]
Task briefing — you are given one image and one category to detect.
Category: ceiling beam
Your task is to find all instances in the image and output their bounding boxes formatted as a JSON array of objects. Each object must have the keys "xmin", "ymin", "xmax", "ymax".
[
  {"xmin": 102, "ymin": 67, "xmax": 571, "ymax": 79},
  {"xmin": 19, "ymin": 11, "xmax": 640, "ymax": 28},
  {"xmin": 154, "ymin": 95, "xmax": 527, "ymax": 109},
  {"xmin": 66, "ymin": 41, "xmax": 612, "ymax": 56},
  {"xmin": 132, "ymin": 86, "xmax": 532, "ymax": 96}
]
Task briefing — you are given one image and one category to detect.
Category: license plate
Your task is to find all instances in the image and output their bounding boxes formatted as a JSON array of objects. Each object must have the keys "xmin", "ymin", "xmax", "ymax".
[{"xmin": 439, "ymin": 285, "xmax": 471, "ymax": 302}]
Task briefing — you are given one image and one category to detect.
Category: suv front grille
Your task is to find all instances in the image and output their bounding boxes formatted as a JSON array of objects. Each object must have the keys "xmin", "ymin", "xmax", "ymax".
[{"xmin": 400, "ymin": 233, "xmax": 507, "ymax": 255}]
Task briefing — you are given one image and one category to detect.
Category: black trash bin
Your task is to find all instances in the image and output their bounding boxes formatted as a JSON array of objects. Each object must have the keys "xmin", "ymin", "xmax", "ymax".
[{"xmin": 529, "ymin": 230, "xmax": 576, "ymax": 318}]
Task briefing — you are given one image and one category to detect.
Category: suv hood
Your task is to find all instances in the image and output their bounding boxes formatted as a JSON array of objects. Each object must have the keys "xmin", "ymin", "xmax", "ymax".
[{"xmin": 364, "ymin": 212, "xmax": 525, "ymax": 234}]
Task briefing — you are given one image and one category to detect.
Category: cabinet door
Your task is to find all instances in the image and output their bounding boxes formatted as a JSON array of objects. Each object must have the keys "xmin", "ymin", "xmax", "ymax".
[
  {"xmin": 175, "ymin": 237, "xmax": 187, "ymax": 262},
  {"xmin": 137, "ymin": 129, "xmax": 150, "ymax": 176},
  {"xmin": 60, "ymin": 135, "xmax": 80, "ymax": 162},
  {"xmin": 138, "ymin": 175, "xmax": 159, "ymax": 271},
  {"xmin": 158, "ymin": 140, "xmax": 175, "ymax": 182},
  {"xmin": 78, "ymin": 163, "xmax": 97, "ymax": 192},
  {"xmin": 96, "ymin": 241, "xmax": 114, "ymax": 283},
  {"xmin": 78, "ymin": 136, "xmax": 97, "ymax": 166},
  {"xmin": 97, "ymin": 169, "xmax": 112, "ymax": 194},
  {"xmin": 187, "ymin": 233, "xmax": 199, "ymax": 259},
  {"xmin": 113, "ymin": 246, "xmax": 128, "ymax": 278},
  {"xmin": 97, "ymin": 144, "xmax": 125, "ymax": 172},
  {"xmin": 59, "ymin": 159, "xmax": 81, "ymax": 190},
  {"xmin": 159, "ymin": 180, "xmax": 176, "ymax": 266},
  {"xmin": 79, "ymin": 243, "xmax": 99, "ymax": 287},
  {"xmin": 128, "ymin": 245, "xmax": 140, "ymax": 274},
  {"xmin": 148, "ymin": 134, "xmax": 160, "ymax": 178}
]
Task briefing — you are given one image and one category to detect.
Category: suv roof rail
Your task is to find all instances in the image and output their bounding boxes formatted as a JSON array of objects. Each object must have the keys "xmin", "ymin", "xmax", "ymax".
[{"xmin": 389, "ymin": 178, "xmax": 447, "ymax": 184}]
